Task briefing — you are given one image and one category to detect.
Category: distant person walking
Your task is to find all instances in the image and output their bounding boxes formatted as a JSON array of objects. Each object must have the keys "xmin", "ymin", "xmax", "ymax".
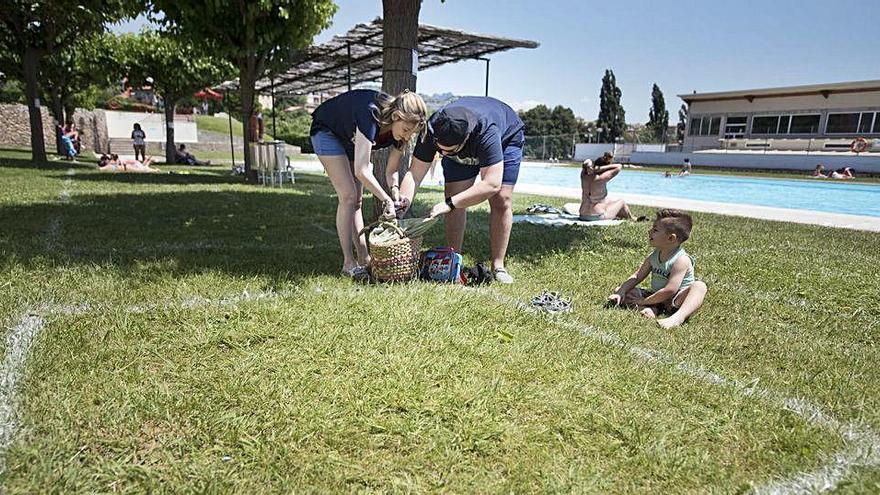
[{"xmin": 131, "ymin": 123, "xmax": 146, "ymax": 162}]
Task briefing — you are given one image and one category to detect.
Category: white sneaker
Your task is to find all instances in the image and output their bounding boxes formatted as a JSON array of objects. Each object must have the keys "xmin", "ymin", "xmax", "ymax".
[{"xmin": 493, "ymin": 267, "xmax": 514, "ymax": 284}]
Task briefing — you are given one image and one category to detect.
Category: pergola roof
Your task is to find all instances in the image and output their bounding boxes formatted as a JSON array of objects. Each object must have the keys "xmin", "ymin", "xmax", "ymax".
[{"xmin": 220, "ymin": 18, "xmax": 538, "ymax": 96}]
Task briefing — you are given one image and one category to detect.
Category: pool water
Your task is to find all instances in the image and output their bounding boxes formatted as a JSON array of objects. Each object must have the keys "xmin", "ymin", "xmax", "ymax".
[{"xmin": 516, "ymin": 166, "xmax": 880, "ymax": 218}]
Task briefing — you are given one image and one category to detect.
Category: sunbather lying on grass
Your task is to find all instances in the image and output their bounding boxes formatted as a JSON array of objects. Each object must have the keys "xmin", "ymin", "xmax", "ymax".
[{"xmin": 97, "ymin": 154, "xmax": 161, "ymax": 173}]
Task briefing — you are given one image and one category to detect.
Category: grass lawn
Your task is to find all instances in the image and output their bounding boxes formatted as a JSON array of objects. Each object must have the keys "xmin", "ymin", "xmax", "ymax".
[
  {"xmin": 195, "ymin": 115, "xmax": 275, "ymax": 142},
  {"xmin": 1, "ymin": 149, "xmax": 879, "ymax": 492}
]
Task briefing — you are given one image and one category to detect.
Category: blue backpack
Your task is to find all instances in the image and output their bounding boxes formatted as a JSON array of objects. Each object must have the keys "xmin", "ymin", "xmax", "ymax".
[{"xmin": 420, "ymin": 247, "xmax": 463, "ymax": 283}]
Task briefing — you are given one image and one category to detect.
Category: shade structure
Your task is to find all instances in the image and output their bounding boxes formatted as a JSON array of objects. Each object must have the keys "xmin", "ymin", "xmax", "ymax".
[{"xmin": 218, "ymin": 17, "xmax": 539, "ymax": 96}]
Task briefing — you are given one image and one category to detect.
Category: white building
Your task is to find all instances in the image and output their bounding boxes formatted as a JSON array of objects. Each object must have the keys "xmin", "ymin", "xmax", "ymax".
[{"xmin": 680, "ymin": 80, "xmax": 880, "ymax": 153}]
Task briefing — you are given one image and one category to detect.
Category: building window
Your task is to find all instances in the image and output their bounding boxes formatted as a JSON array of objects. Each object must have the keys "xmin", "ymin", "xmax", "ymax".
[
  {"xmin": 875, "ymin": 114, "xmax": 880, "ymax": 133},
  {"xmin": 826, "ymin": 113, "xmax": 861, "ymax": 134},
  {"xmin": 689, "ymin": 116, "xmax": 723, "ymax": 136},
  {"xmin": 709, "ymin": 117, "xmax": 721, "ymax": 135},
  {"xmin": 752, "ymin": 116, "xmax": 779, "ymax": 134},
  {"xmin": 689, "ymin": 117, "xmax": 701, "ymax": 136},
  {"xmin": 789, "ymin": 114, "xmax": 820, "ymax": 134},
  {"xmin": 778, "ymin": 115, "xmax": 791, "ymax": 134},
  {"xmin": 858, "ymin": 112, "xmax": 876, "ymax": 134},
  {"xmin": 724, "ymin": 116, "xmax": 747, "ymax": 138}
]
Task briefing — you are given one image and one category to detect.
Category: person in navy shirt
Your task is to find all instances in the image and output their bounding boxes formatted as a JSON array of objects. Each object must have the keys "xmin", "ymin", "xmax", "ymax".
[
  {"xmin": 310, "ymin": 89, "xmax": 427, "ymax": 279},
  {"xmin": 396, "ymin": 96, "xmax": 525, "ymax": 284}
]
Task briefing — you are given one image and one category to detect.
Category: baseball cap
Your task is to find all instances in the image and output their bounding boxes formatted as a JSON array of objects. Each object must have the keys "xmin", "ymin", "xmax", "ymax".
[{"xmin": 428, "ymin": 107, "xmax": 476, "ymax": 146}]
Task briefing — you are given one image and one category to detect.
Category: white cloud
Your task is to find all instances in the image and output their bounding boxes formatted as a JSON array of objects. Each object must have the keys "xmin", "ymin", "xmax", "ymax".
[{"xmin": 511, "ymin": 100, "xmax": 543, "ymax": 112}]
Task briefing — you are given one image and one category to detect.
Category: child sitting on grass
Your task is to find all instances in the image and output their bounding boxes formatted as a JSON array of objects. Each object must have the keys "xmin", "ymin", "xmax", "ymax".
[{"xmin": 606, "ymin": 209, "xmax": 708, "ymax": 328}]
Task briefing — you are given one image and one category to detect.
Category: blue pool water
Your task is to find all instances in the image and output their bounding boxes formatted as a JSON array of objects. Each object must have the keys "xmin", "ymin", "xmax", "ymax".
[{"xmin": 516, "ymin": 166, "xmax": 880, "ymax": 218}]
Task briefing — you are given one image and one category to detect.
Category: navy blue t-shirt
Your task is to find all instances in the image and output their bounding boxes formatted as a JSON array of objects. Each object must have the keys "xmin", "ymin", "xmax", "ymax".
[
  {"xmin": 310, "ymin": 89, "xmax": 401, "ymax": 158},
  {"xmin": 413, "ymin": 96, "xmax": 524, "ymax": 167}
]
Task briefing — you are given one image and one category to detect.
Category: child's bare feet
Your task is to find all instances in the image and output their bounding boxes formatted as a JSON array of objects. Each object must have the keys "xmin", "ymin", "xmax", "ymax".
[
  {"xmin": 638, "ymin": 307, "xmax": 657, "ymax": 319},
  {"xmin": 656, "ymin": 317, "xmax": 682, "ymax": 329}
]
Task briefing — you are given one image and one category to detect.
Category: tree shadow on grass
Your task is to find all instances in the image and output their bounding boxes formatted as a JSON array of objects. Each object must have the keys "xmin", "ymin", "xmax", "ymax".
[
  {"xmin": 66, "ymin": 170, "xmax": 243, "ymax": 186},
  {"xmin": 0, "ymin": 168, "xmax": 604, "ymax": 283},
  {"xmin": 0, "ymin": 177, "xmax": 343, "ymax": 283},
  {"xmin": 0, "ymin": 154, "xmax": 95, "ymax": 172}
]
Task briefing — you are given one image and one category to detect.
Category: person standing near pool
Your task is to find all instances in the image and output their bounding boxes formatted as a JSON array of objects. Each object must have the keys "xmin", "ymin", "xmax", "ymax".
[
  {"xmin": 396, "ymin": 97, "xmax": 525, "ymax": 284},
  {"xmin": 310, "ymin": 89, "xmax": 428, "ymax": 278}
]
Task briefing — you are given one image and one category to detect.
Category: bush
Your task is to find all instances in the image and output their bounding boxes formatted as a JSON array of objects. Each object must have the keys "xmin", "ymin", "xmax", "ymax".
[
  {"xmin": 287, "ymin": 135, "xmax": 314, "ymax": 154},
  {"xmin": 0, "ymin": 80, "xmax": 25, "ymax": 104}
]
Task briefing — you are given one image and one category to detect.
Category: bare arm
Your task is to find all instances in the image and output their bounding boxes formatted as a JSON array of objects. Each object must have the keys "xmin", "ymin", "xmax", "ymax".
[
  {"xmin": 353, "ymin": 129, "xmax": 395, "ymax": 218},
  {"xmin": 615, "ymin": 257, "xmax": 652, "ymax": 293},
  {"xmin": 594, "ymin": 163, "xmax": 623, "ymax": 182},
  {"xmin": 607, "ymin": 257, "xmax": 651, "ymax": 306},
  {"xmin": 384, "ymin": 146, "xmax": 404, "ymax": 200},
  {"xmin": 400, "ymin": 155, "xmax": 432, "ymax": 205},
  {"xmin": 639, "ymin": 256, "xmax": 690, "ymax": 306},
  {"xmin": 353, "ymin": 129, "xmax": 393, "ymax": 202},
  {"xmin": 427, "ymin": 162, "xmax": 503, "ymax": 218}
]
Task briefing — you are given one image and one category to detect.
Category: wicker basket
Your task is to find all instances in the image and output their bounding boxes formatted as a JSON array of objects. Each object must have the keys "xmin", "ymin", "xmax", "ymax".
[{"xmin": 362, "ymin": 221, "xmax": 423, "ymax": 282}]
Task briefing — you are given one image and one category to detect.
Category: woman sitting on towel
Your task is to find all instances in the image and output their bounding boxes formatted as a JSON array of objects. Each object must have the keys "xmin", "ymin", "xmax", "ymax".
[{"xmin": 578, "ymin": 152, "xmax": 636, "ymax": 221}]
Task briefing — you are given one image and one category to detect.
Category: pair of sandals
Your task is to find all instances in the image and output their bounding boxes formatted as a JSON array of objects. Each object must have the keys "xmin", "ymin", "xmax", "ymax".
[
  {"xmin": 525, "ymin": 204, "xmax": 563, "ymax": 215},
  {"xmin": 530, "ymin": 290, "xmax": 572, "ymax": 314}
]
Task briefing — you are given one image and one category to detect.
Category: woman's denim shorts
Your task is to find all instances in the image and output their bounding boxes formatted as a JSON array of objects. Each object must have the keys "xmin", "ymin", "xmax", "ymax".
[{"xmin": 311, "ymin": 130, "xmax": 350, "ymax": 157}]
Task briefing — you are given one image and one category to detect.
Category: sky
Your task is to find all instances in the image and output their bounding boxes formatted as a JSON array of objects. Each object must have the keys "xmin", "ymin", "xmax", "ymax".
[{"xmin": 112, "ymin": 0, "xmax": 880, "ymax": 123}]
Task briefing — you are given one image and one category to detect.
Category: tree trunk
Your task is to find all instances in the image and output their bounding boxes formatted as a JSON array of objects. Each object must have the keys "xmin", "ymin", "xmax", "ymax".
[
  {"xmin": 373, "ymin": 0, "xmax": 421, "ymax": 218},
  {"xmin": 164, "ymin": 101, "xmax": 177, "ymax": 165},
  {"xmin": 49, "ymin": 88, "xmax": 65, "ymax": 155},
  {"xmin": 22, "ymin": 47, "xmax": 47, "ymax": 163},
  {"xmin": 239, "ymin": 60, "xmax": 257, "ymax": 182}
]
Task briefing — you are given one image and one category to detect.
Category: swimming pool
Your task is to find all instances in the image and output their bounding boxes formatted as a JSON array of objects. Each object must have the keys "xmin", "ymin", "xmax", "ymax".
[{"xmin": 516, "ymin": 166, "xmax": 880, "ymax": 218}]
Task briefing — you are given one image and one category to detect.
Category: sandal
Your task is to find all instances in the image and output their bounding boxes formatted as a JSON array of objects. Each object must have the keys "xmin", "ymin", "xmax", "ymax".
[{"xmin": 341, "ymin": 265, "xmax": 369, "ymax": 281}]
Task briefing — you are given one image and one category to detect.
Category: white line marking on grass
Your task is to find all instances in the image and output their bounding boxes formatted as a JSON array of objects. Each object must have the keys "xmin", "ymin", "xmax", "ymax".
[
  {"xmin": 484, "ymin": 290, "xmax": 880, "ymax": 493},
  {"xmin": 59, "ymin": 168, "xmax": 74, "ymax": 203},
  {"xmin": 44, "ymin": 169, "xmax": 74, "ymax": 251},
  {"xmin": 0, "ymin": 312, "xmax": 45, "ymax": 473},
  {"xmin": 7, "ymin": 285, "xmax": 875, "ymax": 491}
]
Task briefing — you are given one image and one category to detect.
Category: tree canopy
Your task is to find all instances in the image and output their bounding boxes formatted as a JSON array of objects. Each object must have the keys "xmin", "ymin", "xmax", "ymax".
[
  {"xmin": 152, "ymin": 0, "xmax": 337, "ymax": 176},
  {"xmin": 0, "ymin": 0, "xmax": 140, "ymax": 161},
  {"xmin": 647, "ymin": 83, "xmax": 669, "ymax": 143},
  {"xmin": 519, "ymin": 104, "xmax": 590, "ymax": 160},
  {"xmin": 114, "ymin": 30, "xmax": 235, "ymax": 163},
  {"xmin": 596, "ymin": 69, "xmax": 626, "ymax": 143}
]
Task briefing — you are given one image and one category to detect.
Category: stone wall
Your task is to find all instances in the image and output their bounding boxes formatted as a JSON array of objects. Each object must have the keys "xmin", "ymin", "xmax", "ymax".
[
  {"xmin": 0, "ymin": 104, "xmax": 298, "ymax": 158},
  {"xmin": 0, "ymin": 104, "xmax": 108, "ymax": 153},
  {"xmin": 0, "ymin": 104, "xmax": 54, "ymax": 149},
  {"xmin": 68, "ymin": 108, "xmax": 109, "ymax": 153}
]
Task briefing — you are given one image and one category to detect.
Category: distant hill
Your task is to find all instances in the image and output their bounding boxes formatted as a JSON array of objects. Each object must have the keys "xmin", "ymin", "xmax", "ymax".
[{"xmin": 420, "ymin": 92, "xmax": 458, "ymax": 112}]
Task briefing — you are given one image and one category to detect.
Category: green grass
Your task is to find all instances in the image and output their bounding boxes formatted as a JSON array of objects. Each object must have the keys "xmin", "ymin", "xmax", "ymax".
[
  {"xmin": 1, "ymin": 149, "xmax": 880, "ymax": 492},
  {"xmin": 195, "ymin": 115, "xmax": 245, "ymax": 138},
  {"xmin": 195, "ymin": 115, "xmax": 275, "ymax": 141}
]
